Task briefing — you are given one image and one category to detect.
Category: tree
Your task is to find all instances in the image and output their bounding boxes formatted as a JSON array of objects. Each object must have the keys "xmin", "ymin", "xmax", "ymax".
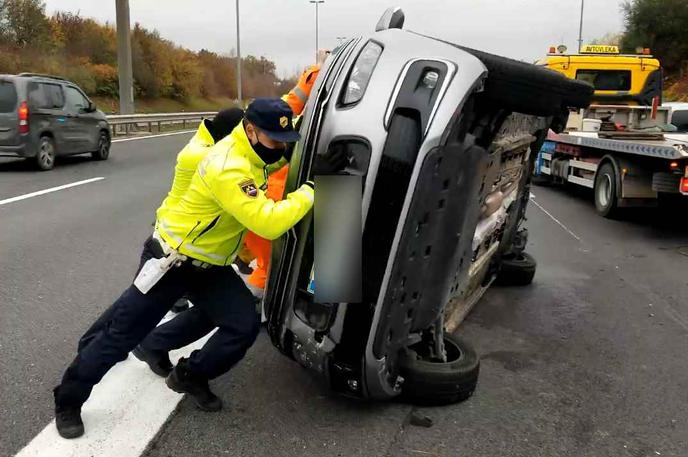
[
  {"xmin": 590, "ymin": 32, "xmax": 623, "ymax": 46},
  {"xmin": 0, "ymin": 0, "xmax": 54, "ymax": 50},
  {"xmin": 621, "ymin": 0, "xmax": 688, "ymax": 73}
]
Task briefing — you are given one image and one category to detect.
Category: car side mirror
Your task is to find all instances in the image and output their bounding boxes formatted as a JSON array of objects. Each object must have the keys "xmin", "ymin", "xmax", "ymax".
[
  {"xmin": 85, "ymin": 101, "xmax": 96, "ymax": 113},
  {"xmin": 375, "ymin": 7, "xmax": 404, "ymax": 31}
]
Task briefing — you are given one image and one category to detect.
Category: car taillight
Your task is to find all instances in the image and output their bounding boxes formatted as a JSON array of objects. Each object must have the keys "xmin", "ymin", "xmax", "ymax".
[
  {"xmin": 680, "ymin": 177, "xmax": 688, "ymax": 194},
  {"xmin": 18, "ymin": 101, "xmax": 29, "ymax": 134}
]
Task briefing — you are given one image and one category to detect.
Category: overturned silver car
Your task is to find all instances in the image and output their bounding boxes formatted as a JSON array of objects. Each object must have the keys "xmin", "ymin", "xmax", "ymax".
[{"xmin": 265, "ymin": 8, "xmax": 592, "ymax": 404}]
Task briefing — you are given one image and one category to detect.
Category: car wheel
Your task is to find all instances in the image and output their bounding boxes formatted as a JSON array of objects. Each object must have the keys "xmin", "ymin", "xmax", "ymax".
[
  {"xmin": 36, "ymin": 136, "xmax": 56, "ymax": 171},
  {"xmin": 399, "ymin": 332, "xmax": 480, "ymax": 406},
  {"xmin": 495, "ymin": 252, "xmax": 536, "ymax": 286},
  {"xmin": 92, "ymin": 131, "xmax": 110, "ymax": 161},
  {"xmin": 594, "ymin": 163, "xmax": 619, "ymax": 218}
]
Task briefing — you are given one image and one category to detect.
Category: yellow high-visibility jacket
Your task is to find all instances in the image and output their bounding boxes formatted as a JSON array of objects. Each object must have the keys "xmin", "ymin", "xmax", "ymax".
[
  {"xmin": 156, "ymin": 120, "xmax": 215, "ymax": 221},
  {"xmin": 155, "ymin": 123, "xmax": 313, "ymax": 266}
]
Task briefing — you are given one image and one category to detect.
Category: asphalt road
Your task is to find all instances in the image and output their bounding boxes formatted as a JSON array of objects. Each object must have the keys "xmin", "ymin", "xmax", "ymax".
[{"xmin": 1, "ymin": 137, "xmax": 687, "ymax": 457}]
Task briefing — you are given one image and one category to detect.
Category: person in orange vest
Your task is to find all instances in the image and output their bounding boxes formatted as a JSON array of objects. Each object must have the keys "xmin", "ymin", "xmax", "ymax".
[{"xmin": 236, "ymin": 61, "xmax": 323, "ymax": 297}]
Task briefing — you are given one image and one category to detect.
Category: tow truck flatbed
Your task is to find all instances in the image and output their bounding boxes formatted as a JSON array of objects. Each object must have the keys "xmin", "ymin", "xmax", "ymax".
[{"xmin": 547, "ymin": 131, "xmax": 688, "ymax": 160}]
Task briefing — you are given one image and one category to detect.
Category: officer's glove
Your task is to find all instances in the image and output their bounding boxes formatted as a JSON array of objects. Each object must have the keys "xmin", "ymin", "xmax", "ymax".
[{"xmin": 311, "ymin": 146, "xmax": 348, "ymax": 175}]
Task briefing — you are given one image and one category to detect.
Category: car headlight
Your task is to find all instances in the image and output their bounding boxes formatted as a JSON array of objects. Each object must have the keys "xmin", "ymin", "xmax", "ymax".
[{"xmin": 341, "ymin": 41, "xmax": 383, "ymax": 106}]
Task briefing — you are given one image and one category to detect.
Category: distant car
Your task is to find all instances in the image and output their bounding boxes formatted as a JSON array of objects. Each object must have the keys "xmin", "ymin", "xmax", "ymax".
[
  {"xmin": 0, "ymin": 73, "xmax": 110, "ymax": 170},
  {"xmin": 264, "ymin": 8, "xmax": 592, "ymax": 405},
  {"xmin": 666, "ymin": 102, "xmax": 688, "ymax": 132}
]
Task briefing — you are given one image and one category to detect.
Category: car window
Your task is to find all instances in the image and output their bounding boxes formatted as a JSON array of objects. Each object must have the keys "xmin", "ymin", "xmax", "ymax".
[
  {"xmin": 575, "ymin": 70, "xmax": 632, "ymax": 91},
  {"xmin": 671, "ymin": 110, "xmax": 688, "ymax": 133},
  {"xmin": 28, "ymin": 83, "xmax": 65, "ymax": 109},
  {"xmin": 0, "ymin": 80, "xmax": 18, "ymax": 113},
  {"xmin": 64, "ymin": 86, "xmax": 89, "ymax": 111}
]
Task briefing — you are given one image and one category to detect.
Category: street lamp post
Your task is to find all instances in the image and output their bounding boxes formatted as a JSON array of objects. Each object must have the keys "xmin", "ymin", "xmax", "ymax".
[
  {"xmin": 577, "ymin": 0, "xmax": 585, "ymax": 52},
  {"xmin": 309, "ymin": 0, "xmax": 324, "ymax": 63},
  {"xmin": 236, "ymin": 0, "xmax": 242, "ymax": 104},
  {"xmin": 115, "ymin": 0, "xmax": 134, "ymax": 114}
]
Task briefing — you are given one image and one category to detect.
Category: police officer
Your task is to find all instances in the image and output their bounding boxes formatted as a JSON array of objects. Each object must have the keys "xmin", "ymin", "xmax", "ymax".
[{"xmin": 53, "ymin": 98, "xmax": 314, "ymax": 439}]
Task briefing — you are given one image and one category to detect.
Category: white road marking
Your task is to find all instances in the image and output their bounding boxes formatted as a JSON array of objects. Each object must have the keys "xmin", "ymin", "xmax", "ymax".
[
  {"xmin": 0, "ymin": 177, "xmax": 104, "ymax": 207},
  {"xmin": 16, "ymin": 320, "xmax": 213, "ymax": 457},
  {"xmin": 529, "ymin": 196, "xmax": 582, "ymax": 242},
  {"xmin": 111, "ymin": 130, "xmax": 195, "ymax": 143}
]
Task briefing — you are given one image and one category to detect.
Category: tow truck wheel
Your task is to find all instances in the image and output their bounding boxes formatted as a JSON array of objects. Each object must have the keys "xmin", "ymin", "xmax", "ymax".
[
  {"xmin": 594, "ymin": 163, "xmax": 619, "ymax": 218},
  {"xmin": 495, "ymin": 252, "xmax": 536, "ymax": 286},
  {"xmin": 399, "ymin": 333, "xmax": 479, "ymax": 406}
]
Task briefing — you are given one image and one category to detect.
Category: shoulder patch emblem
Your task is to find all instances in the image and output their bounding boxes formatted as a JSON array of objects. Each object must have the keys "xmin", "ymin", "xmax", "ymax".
[
  {"xmin": 238, "ymin": 179, "xmax": 258, "ymax": 197},
  {"xmin": 279, "ymin": 116, "xmax": 289, "ymax": 128}
]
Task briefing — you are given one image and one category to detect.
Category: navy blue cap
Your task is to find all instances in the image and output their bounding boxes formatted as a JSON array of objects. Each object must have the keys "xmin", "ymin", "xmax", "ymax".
[{"xmin": 245, "ymin": 97, "xmax": 300, "ymax": 143}]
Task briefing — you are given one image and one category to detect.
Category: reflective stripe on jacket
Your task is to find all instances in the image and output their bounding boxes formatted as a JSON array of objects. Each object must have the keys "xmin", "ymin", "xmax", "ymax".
[{"xmin": 283, "ymin": 64, "xmax": 320, "ymax": 115}]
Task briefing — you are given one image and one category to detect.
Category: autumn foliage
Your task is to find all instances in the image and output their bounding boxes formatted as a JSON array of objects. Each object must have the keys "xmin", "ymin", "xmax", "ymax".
[{"xmin": 0, "ymin": 0, "xmax": 294, "ymax": 103}]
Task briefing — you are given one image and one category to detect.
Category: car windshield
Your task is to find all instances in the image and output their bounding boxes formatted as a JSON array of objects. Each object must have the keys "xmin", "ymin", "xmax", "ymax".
[{"xmin": 0, "ymin": 80, "xmax": 17, "ymax": 113}]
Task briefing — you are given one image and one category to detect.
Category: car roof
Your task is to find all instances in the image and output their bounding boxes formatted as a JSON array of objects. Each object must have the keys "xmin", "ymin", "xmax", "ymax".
[{"xmin": 0, "ymin": 74, "xmax": 73, "ymax": 85}]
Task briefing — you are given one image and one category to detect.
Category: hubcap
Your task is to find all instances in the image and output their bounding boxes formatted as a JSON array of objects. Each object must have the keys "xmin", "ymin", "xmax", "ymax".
[
  {"xmin": 597, "ymin": 174, "xmax": 612, "ymax": 208},
  {"xmin": 40, "ymin": 140, "xmax": 54, "ymax": 167},
  {"xmin": 99, "ymin": 135, "xmax": 109, "ymax": 157}
]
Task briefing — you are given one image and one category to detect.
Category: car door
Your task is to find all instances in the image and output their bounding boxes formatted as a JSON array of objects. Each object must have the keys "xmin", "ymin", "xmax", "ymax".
[
  {"xmin": 0, "ymin": 78, "xmax": 19, "ymax": 147},
  {"xmin": 63, "ymin": 85, "xmax": 95, "ymax": 153},
  {"xmin": 27, "ymin": 82, "xmax": 69, "ymax": 150}
]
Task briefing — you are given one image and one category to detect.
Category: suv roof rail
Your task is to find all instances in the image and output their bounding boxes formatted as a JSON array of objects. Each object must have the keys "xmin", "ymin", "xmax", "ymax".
[{"xmin": 17, "ymin": 72, "xmax": 68, "ymax": 81}]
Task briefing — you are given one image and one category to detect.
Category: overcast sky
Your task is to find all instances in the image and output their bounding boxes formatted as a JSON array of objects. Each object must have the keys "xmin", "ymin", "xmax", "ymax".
[{"xmin": 44, "ymin": 0, "xmax": 627, "ymax": 78}]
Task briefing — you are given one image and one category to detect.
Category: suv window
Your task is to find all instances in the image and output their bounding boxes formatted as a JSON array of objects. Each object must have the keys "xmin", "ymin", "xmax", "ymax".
[
  {"xmin": 0, "ymin": 80, "xmax": 18, "ymax": 113},
  {"xmin": 64, "ymin": 86, "xmax": 89, "ymax": 111},
  {"xmin": 28, "ymin": 82, "xmax": 65, "ymax": 109}
]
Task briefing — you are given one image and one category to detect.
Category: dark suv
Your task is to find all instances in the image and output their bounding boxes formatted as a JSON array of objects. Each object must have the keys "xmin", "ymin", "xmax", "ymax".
[{"xmin": 0, "ymin": 73, "xmax": 110, "ymax": 170}]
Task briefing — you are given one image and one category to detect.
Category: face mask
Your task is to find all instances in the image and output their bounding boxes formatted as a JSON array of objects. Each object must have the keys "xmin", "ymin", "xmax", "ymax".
[{"xmin": 250, "ymin": 132, "xmax": 285, "ymax": 164}]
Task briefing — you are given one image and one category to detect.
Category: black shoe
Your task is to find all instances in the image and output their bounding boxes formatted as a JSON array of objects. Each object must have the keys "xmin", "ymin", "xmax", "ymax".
[
  {"xmin": 55, "ymin": 405, "xmax": 84, "ymax": 439},
  {"xmin": 166, "ymin": 358, "xmax": 222, "ymax": 412},
  {"xmin": 132, "ymin": 345, "xmax": 173, "ymax": 377},
  {"xmin": 171, "ymin": 299, "xmax": 190, "ymax": 313}
]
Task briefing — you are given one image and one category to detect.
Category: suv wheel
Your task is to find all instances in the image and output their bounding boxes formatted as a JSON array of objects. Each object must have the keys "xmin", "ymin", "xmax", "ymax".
[
  {"xmin": 495, "ymin": 252, "xmax": 537, "ymax": 286},
  {"xmin": 36, "ymin": 136, "xmax": 56, "ymax": 171},
  {"xmin": 399, "ymin": 333, "xmax": 480, "ymax": 405},
  {"xmin": 92, "ymin": 131, "xmax": 110, "ymax": 161}
]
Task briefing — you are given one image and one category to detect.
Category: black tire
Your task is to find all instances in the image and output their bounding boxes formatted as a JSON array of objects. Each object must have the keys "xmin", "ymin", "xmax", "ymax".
[
  {"xmin": 399, "ymin": 333, "xmax": 480, "ymax": 406},
  {"xmin": 450, "ymin": 44, "xmax": 594, "ymax": 116},
  {"xmin": 495, "ymin": 252, "xmax": 536, "ymax": 286},
  {"xmin": 594, "ymin": 163, "xmax": 619, "ymax": 218},
  {"xmin": 35, "ymin": 135, "xmax": 56, "ymax": 171},
  {"xmin": 92, "ymin": 131, "xmax": 110, "ymax": 161}
]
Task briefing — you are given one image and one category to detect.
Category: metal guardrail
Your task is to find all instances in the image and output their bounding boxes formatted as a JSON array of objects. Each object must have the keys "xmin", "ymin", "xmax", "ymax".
[{"xmin": 107, "ymin": 112, "xmax": 215, "ymax": 136}]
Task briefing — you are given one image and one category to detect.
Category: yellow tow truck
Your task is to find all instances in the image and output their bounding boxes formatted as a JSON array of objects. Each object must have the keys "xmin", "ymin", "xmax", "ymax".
[
  {"xmin": 534, "ymin": 45, "xmax": 688, "ymax": 217},
  {"xmin": 536, "ymin": 44, "xmax": 662, "ymax": 106}
]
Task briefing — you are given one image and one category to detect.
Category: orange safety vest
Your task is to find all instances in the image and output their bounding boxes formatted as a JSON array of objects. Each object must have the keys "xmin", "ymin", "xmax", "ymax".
[
  {"xmin": 283, "ymin": 64, "xmax": 320, "ymax": 116},
  {"xmin": 243, "ymin": 64, "xmax": 321, "ymax": 288}
]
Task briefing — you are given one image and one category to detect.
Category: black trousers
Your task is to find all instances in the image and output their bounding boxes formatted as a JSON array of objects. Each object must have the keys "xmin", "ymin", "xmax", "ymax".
[{"xmin": 54, "ymin": 236, "xmax": 260, "ymax": 408}]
